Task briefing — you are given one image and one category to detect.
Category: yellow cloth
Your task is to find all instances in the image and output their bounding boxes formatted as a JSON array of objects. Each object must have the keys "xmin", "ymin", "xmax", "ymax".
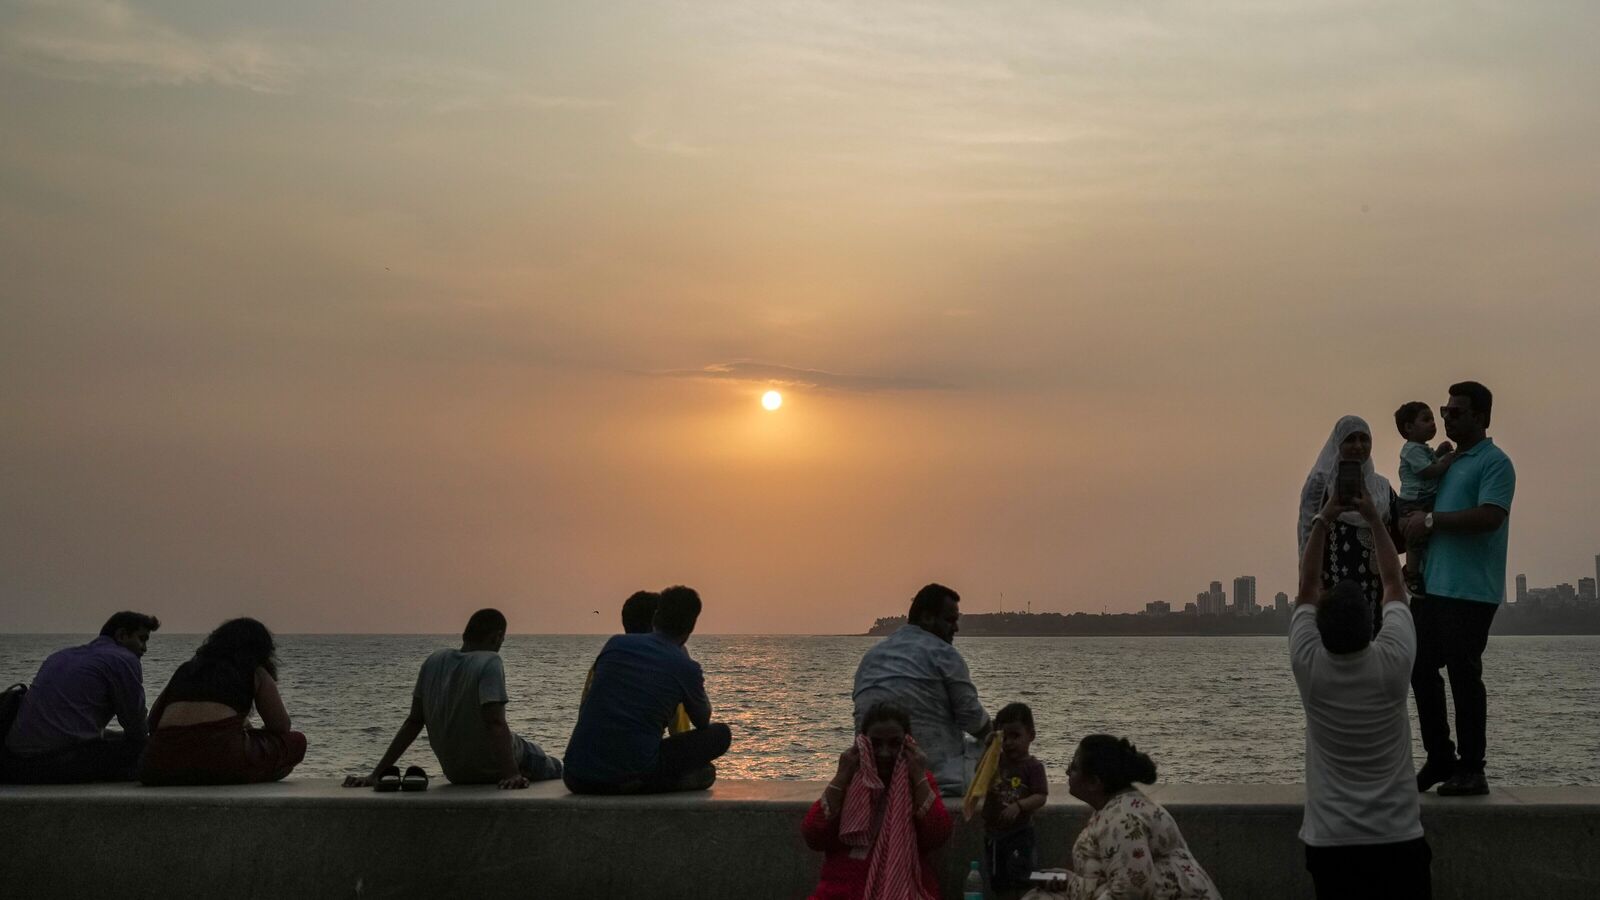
[
  {"xmin": 582, "ymin": 664, "xmax": 692, "ymax": 736},
  {"xmin": 963, "ymin": 732, "xmax": 1003, "ymax": 821}
]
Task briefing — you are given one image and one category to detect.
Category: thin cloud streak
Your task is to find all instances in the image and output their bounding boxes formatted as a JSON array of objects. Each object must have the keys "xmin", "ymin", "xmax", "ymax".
[
  {"xmin": 657, "ymin": 362, "xmax": 952, "ymax": 393},
  {"xmin": 1, "ymin": 0, "xmax": 301, "ymax": 91}
]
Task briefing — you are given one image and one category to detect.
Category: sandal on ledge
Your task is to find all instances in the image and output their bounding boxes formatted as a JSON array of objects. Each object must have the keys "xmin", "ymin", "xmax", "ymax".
[
  {"xmin": 375, "ymin": 765, "xmax": 401, "ymax": 792},
  {"xmin": 402, "ymin": 765, "xmax": 430, "ymax": 792}
]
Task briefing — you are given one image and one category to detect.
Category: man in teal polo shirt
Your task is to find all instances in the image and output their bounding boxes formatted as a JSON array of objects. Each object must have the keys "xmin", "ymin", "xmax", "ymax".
[{"xmin": 1401, "ymin": 381, "xmax": 1514, "ymax": 797}]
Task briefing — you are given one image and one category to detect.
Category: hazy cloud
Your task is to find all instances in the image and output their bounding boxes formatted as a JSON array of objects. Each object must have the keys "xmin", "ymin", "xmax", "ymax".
[
  {"xmin": 0, "ymin": 0, "xmax": 302, "ymax": 91},
  {"xmin": 659, "ymin": 361, "xmax": 950, "ymax": 392}
]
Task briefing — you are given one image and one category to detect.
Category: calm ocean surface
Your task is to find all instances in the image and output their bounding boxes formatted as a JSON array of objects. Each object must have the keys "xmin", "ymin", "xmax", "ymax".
[{"xmin": 3, "ymin": 634, "xmax": 1596, "ymax": 785}]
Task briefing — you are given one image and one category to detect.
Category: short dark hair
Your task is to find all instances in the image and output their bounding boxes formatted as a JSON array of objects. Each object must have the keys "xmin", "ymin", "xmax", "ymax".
[
  {"xmin": 1449, "ymin": 381, "xmax": 1493, "ymax": 427},
  {"xmin": 1316, "ymin": 580, "xmax": 1372, "ymax": 654},
  {"xmin": 463, "ymin": 608, "xmax": 508, "ymax": 642},
  {"xmin": 995, "ymin": 702, "xmax": 1035, "ymax": 734},
  {"xmin": 860, "ymin": 702, "xmax": 912, "ymax": 736},
  {"xmin": 907, "ymin": 583, "xmax": 959, "ymax": 624},
  {"xmin": 100, "ymin": 612, "xmax": 160, "ymax": 638},
  {"xmin": 1075, "ymin": 734, "xmax": 1157, "ymax": 793},
  {"xmin": 1393, "ymin": 401, "xmax": 1430, "ymax": 437},
  {"xmin": 654, "ymin": 585, "xmax": 702, "ymax": 638},
  {"xmin": 621, "ymin": 591, "xmax": 660, "ymax": 634},
  {"xmin": 196, "ymin": 617, "xmax": 278, "ymax": 679}
]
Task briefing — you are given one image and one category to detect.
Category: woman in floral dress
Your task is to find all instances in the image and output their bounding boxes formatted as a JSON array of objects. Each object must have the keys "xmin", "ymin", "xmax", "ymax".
[{"xmin": 1024, "ymin": 735, "xmax": 1220, "ymax": 900}]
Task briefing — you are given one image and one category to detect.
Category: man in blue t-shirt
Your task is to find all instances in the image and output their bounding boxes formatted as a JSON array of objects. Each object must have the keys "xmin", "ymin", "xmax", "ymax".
[
  {"xmin": 563, "ymin": 585, "xmax": 732, "ymax": 794},
  {"xmin": 1400, "ymin": 381, "xmax": 1515, "ymax": 797}
]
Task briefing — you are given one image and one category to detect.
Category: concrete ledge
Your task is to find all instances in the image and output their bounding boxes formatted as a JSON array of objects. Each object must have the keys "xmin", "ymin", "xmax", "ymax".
[{"xmin": 2, "ymin": 782, "xmax": 1596, "ymax": 899}]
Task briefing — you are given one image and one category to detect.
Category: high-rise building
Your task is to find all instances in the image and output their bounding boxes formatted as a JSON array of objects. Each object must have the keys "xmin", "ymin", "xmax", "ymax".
[
  {"xmin": 1208, "ymin": 581, "xmax": 1226, "ymax": 615},
  {"xmin": 1233, "ymin": 576, "xmax": 1258, "ymax": 615},
  {"xmin": 1196, "ymin": 591, "xmax": 1211, "ymax": 615},
  {"xmin": 1145, "ymin": 600, "xmax": 1171, "ymax": 616},
  {"xmin": 1595, "ymin": 555, "xmax": 1599, "ymax": 595},
  {"xmin": 1275, "ymin": 591, "xmax": 1290, "ymax": 613},
  {"xmin": 1516, "ymin": 574, "xmax": 1528, "ymax": 604},
  {"xmin": 1579, "ymin": 578, "xmax": 1597, "ymax": 602}
]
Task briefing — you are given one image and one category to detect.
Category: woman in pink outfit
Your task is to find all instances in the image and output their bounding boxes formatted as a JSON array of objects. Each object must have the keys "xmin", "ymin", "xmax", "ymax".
[{"xmin": 801, "ymin": 703, "xmax": 953, "ymax": 900}]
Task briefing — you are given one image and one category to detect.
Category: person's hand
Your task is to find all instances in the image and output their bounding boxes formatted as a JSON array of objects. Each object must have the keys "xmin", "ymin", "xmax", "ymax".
[
  {"xmin": 1400, "ymin": 512, "xmax": 1429, "ymax": 545},
  {"xmin": 342, "ymin": 774, "xmax": 375, "ymax": 788},
  {"xmin": 498, "ymin": 774, "xmax": 530, "ymax": 790},
  {"xmin": 1436, "ymin": 441, "xmax": 1454, "ymax": 455},
  {"xmin": 1317, "ymin": 492, "xmax": 1351, "ymax": 523},
  {"xmin": 999, "ymin": 802, "xmax": 1021, "ymax": 825},
  {"xmin": 904, "ymin": 737, "xmax": 928, "ymax": 778},
  {"xmin": 835, "ymin": 744, "xmax": 861, "ymax": 783},
  {"xmin": 1354, "ymin": 489, "xmax": 1381, "ymax": 525}
]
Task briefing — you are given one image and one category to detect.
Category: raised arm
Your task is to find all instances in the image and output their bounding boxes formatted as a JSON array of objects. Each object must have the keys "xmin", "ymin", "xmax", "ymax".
[
  {"xmin": 1297, "ymin": 472, "xmax": 1328, "ymax": 558},
  {"xmin": 1297, "ymin": 492, "xmax": 1346, "ymax": 607}
]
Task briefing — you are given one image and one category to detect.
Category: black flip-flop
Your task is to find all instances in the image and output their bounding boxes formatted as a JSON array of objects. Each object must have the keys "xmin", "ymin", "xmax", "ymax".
[
  {"xmin": 375, "ymin": 764, "xmax": 401, "ymax": 792},
  {"xmin": 401, "ymin": 765, "xmax": 430, "ymax": 792}
]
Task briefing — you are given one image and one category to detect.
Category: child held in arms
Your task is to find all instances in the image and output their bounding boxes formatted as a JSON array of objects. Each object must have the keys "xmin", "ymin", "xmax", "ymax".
[
  {"xmin": 1395, "ymin": 401, "xmax": 1456, "ymax": 593},
  {"xmin": 983, "ymin": 703, "xmax": 1049, "ymax": 897}
]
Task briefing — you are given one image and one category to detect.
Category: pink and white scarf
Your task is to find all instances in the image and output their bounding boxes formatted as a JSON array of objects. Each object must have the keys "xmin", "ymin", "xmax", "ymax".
[{"xmin": 838, "ymin": 734, "xmax": 932, "ymax": 900}]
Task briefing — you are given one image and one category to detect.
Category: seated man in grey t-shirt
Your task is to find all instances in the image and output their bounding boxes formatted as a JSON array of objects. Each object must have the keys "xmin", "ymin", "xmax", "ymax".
[{"xmin": 346, "ymin": 608, "xmax": 561, "ymax": 789}]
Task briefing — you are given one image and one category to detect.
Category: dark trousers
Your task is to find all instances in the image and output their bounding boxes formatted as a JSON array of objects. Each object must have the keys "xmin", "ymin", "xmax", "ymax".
[
  {"xmin": 1410, "ymin": 594, "xmax": 1498, "ymax": 770},
  {"xmin": 0, "ymin": 736, "xmax": 143, "ymax": 784},
  {"xmin": 564, "ymin": 723, "xmax": 732, "ymax": 795},
  {"xmin": 1306, "ymin": 838, "xmax": 1432, "ymax": 900}
]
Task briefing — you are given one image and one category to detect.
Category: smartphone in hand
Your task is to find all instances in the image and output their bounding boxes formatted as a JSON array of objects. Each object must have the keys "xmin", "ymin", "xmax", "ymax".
[{"xmin": 1336, "ymin": 459, "xmax": 1363, "ymax": 503}]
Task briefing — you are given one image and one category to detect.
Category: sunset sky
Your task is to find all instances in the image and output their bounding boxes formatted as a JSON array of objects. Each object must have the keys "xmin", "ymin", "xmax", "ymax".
[{"xmin": 2, "ymin": 1, "xmax": 1597, "ymax": 634}]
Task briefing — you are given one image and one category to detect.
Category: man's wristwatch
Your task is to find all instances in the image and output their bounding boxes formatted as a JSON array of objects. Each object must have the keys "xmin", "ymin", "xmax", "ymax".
[{"xmin": 1424, "ymin": 512, "xmax": 1435, "ymax": 532}]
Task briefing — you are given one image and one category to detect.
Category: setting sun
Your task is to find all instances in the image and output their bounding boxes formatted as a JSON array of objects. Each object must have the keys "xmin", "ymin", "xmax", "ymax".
[{"xmin": 761, "ymin": 390, "xmax": 783, "ymax": 411}]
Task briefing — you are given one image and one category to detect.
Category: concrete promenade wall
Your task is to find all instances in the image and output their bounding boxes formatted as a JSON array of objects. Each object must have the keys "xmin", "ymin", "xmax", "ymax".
[{"xmin": 2, "ymin": 781, "xmax": 1596, "ymax": 899}]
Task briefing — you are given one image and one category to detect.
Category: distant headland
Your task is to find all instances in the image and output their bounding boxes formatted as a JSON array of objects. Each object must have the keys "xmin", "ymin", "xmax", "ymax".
[{"xmin": 864, "ymin": 603, "xmax": 1600, "ymax": 637}]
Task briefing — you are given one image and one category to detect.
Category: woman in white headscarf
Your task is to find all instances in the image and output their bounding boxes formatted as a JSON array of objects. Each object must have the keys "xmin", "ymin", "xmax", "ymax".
[{"xmin": 1298, "ymin": 415, "xmax": 1398, "ymax": 635}]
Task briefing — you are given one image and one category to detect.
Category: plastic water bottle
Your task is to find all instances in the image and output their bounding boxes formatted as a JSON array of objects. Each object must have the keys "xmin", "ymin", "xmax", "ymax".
[{"xmin": 964, "ymin": 860, "xmax": 984, "ymax": 899}]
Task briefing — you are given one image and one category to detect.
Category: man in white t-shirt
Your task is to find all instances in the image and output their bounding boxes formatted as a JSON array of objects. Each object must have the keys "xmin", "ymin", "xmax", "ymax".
[{"xmin": 1292, "ymin": 486, "xmax": 1431, "ymax": 899}]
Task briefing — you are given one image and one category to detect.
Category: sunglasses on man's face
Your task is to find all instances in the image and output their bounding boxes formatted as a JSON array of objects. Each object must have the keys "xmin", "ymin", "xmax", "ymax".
[{"xmin": 1439, "ymin": 406, "xmax": 1470, "ymax": 419}]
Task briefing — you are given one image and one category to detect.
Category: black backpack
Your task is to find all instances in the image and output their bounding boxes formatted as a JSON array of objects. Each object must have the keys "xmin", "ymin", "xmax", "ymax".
[{"xmin": 0, "ymin": 683, "xmax": 27, "ymax": 744}]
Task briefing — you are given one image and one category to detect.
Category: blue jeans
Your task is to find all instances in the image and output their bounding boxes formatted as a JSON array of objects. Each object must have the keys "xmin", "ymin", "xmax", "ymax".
[{"xmin": 516, "ymin": 736, "xmax": 563, "ymax": 781}]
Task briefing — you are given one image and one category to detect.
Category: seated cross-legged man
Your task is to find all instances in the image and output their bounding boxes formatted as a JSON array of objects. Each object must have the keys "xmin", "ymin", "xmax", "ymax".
[
  {"xmin": 0, "ymin": 612, "xmax": 160, "ymax": 784},
  {"xmin": 346, "ymin": 608, "xmax": 562, "ymax": 790},
  {"xmin": 563, "ymin": 585, "xmax": 732, "ymax": 794}
]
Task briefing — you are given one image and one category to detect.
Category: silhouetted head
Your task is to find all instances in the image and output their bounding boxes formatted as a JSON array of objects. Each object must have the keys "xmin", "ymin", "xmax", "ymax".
[
  {"xmin": 654, "ymin": 585, "xmax": 702, "ymax": 643},
  {"xmin": 99, "ymin": 611, "xmax": 160, "ymax": 658},
  {"xmin": 1443, "ymin": 381, "xmax": 1492, "ymax": 443},
  {"xmin": 860, "ymin": 702, "xmax": 912, "ymax": 781},
  {"xmin": 197, "ymin": 617, "xmax": 278, "ymax": 679},
  {"xmin": 1393, "ymin": 401, "xmax": 1434, "ymax": 443},
  {"xmin": 995, "ymin": 702, "xmax": 1036, "ymax": 761},
  {"xmin": 620, "ymin": 591, "xmax": 660, "ymax": 634},
  {"xmin": 1068, "ymin": 734, "xmax": 1157, "ymax": 809},
  {"xmin": 463, "ymin": 608, "xmax": 508, "ymax": 651},
  {"xmin": 907, "ymin": 583, "xmax": 961, "ymax": 643},
  {"xmin": 1316, "ymin": 580, "xmax": 1372, "ymax": 654}
]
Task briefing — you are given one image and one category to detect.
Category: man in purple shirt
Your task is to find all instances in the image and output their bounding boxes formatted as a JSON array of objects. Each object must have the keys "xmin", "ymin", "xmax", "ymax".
[{"xmin": 1, "ymin": 611, "xmax": 160, "ymax": 783}]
